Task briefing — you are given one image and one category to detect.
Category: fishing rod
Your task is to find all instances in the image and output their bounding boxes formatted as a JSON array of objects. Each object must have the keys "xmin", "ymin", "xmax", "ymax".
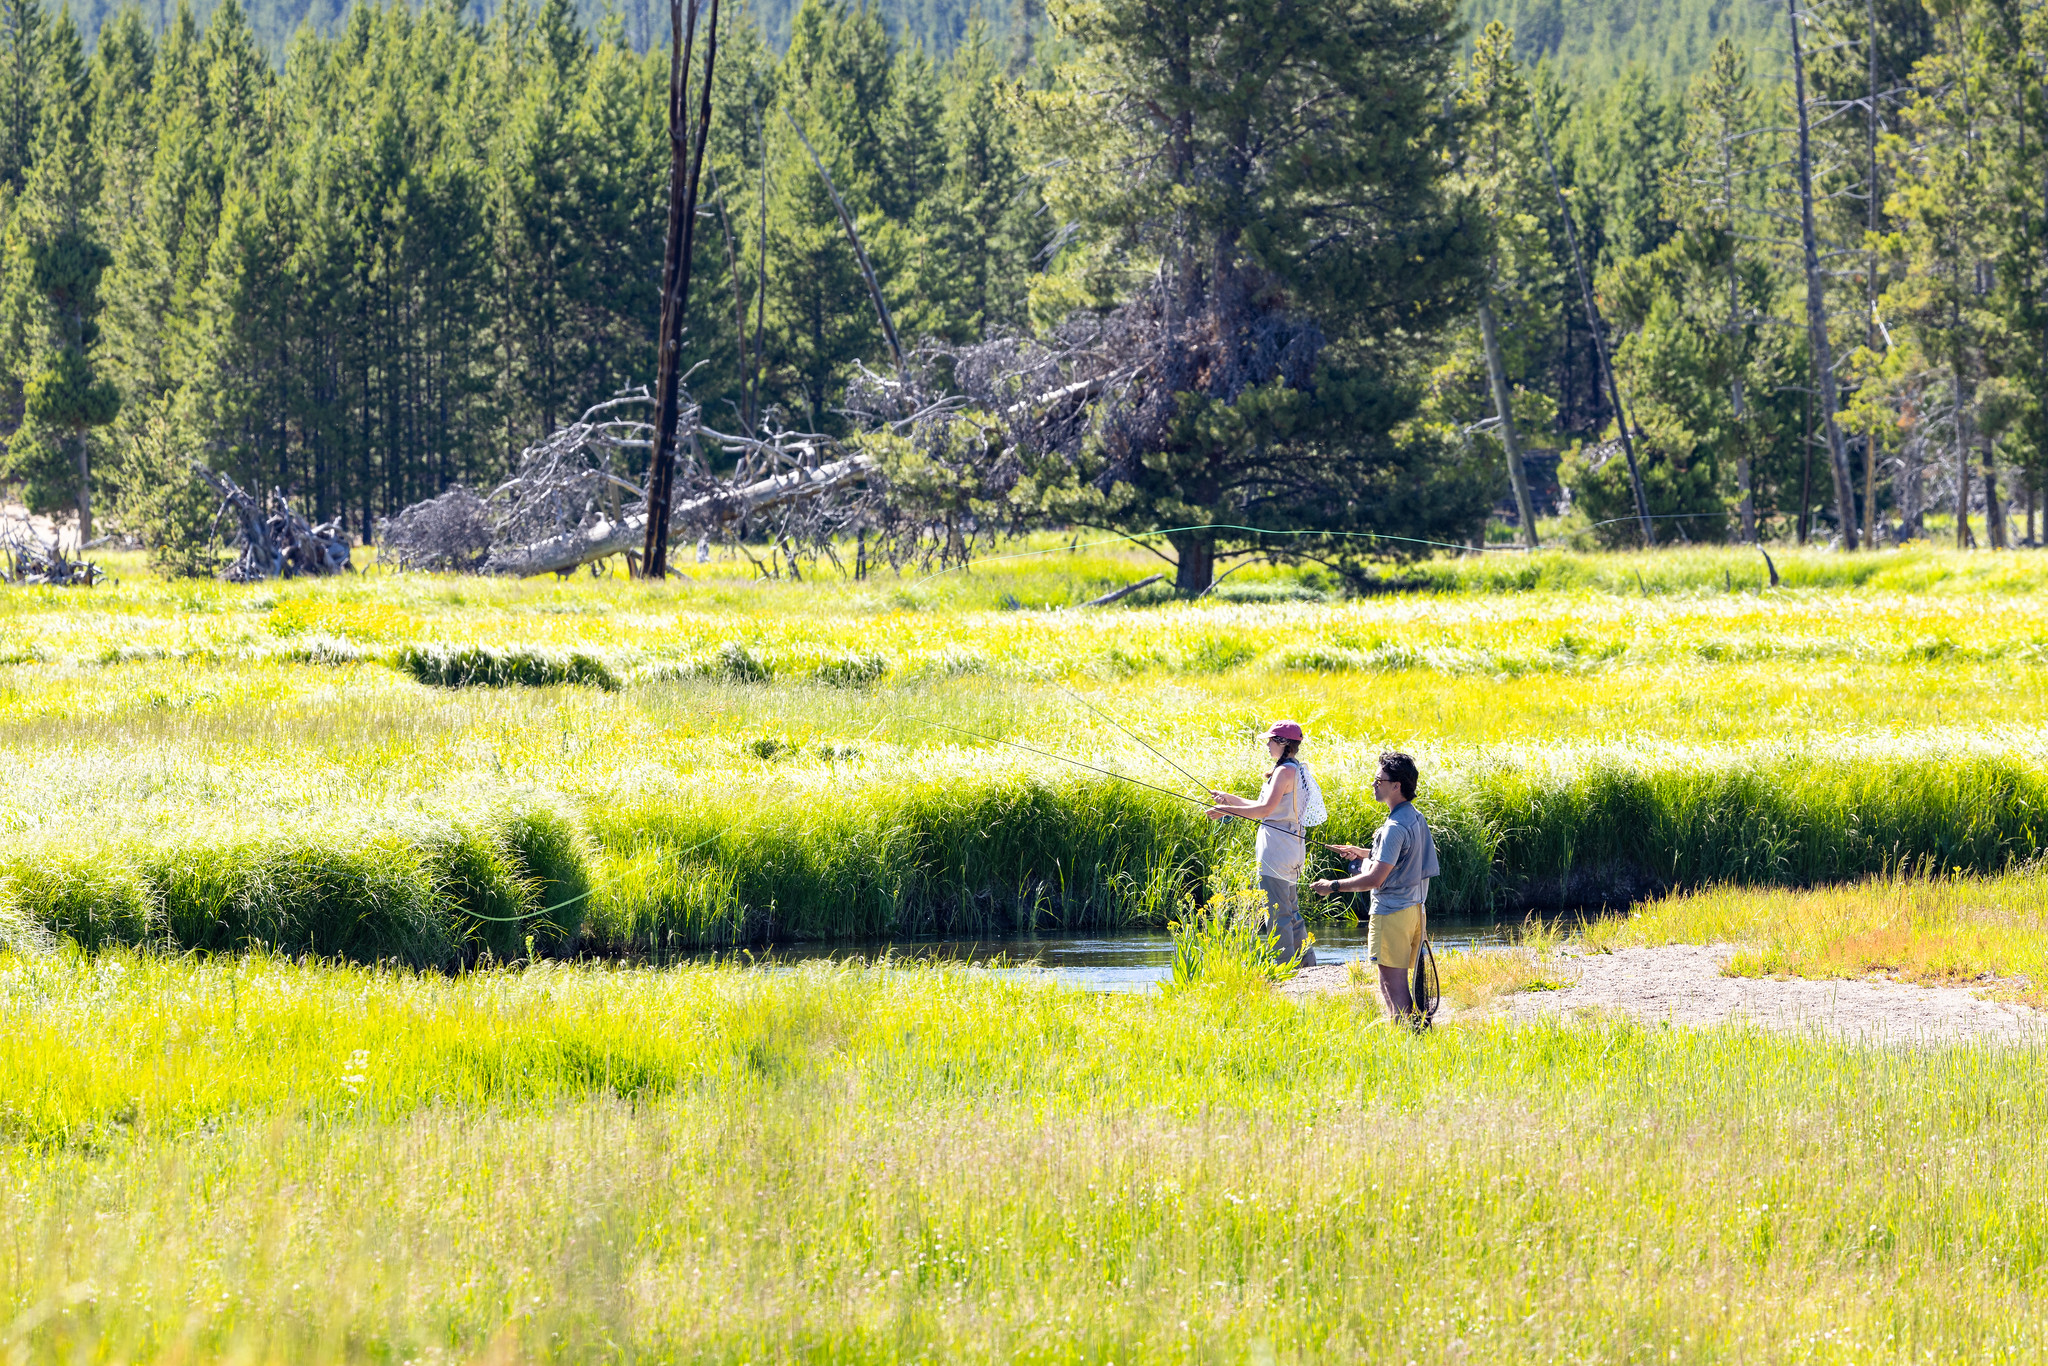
[
  {"xmin": 1051, "ymin": 681, "xmax": 1214, "ymax": 800},
  {"xmin": 922, "ymin": 719, "xmax": 1345, "ymax": 850}
]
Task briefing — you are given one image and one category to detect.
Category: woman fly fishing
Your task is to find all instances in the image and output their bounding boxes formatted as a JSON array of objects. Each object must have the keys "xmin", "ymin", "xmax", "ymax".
[{"xmin": 1204, "ymin": 721, "xmax": 1325, "ymax": 966}]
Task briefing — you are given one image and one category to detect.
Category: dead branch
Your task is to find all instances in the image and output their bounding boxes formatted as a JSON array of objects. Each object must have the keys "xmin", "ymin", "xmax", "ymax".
[{"xmin": 1078, "ymin": 572, "xmax": 1163, "ymax": 607}]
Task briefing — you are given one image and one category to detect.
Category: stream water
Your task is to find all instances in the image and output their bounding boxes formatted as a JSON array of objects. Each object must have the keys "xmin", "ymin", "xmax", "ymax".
[{"xmin": 724, "ymin": 917, "xmax": 1512, "ymax": 993}]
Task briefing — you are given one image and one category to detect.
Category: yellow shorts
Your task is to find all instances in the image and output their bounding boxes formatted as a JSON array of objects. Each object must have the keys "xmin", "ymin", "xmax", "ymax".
[{"xmin": 1367, "ymin": 904, "xmax": 1426, "ymax": 972}]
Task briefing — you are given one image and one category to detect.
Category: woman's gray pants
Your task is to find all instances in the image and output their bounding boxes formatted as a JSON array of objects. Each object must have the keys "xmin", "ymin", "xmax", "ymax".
[{"xmin": 1259, "ymin": 875, "xmax": 1317, "ymax": 967}]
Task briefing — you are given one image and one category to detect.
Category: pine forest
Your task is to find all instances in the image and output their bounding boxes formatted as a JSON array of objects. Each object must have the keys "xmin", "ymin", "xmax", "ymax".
[{"xmin": 2, "ymin": 0, "xmax": 2046, "ymax": 582}]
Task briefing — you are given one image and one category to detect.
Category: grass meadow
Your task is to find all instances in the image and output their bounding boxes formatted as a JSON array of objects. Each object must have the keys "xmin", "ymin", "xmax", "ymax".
[
  {"xmin": 5, "ymin": 541, "xmax": 2048, "ymax": 1361},
  {"xmin": 5, "ymin": 540, "xmax": 2048, "ymax": 959}
]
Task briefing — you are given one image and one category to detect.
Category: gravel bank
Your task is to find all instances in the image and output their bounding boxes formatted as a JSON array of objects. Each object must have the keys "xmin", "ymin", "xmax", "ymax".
[{"xmin": 1289, "ymin": 944, "xmax": 2044, "ymax": 1044}]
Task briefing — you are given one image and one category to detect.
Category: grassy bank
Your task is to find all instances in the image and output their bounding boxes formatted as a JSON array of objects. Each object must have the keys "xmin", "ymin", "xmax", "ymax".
[
  {"xmin": 5, "ymin": 744, "xmax": 2043, "ymax": 960},
  {"xmin": 3, "ymin": 950, "xmax": 2046, "ymax": 1362}
]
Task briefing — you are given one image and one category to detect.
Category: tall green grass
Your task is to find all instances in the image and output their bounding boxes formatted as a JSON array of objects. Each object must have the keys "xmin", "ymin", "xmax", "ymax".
[
  {"xmin": 3, "ymin": 749, "xmax": 2041, "ymax": 963},
  {"xmin": 0, "ymin": 809, "xmax": 592, "ymax": 967}
]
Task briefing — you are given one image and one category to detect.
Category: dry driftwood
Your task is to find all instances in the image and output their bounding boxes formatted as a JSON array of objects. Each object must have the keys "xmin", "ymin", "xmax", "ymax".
[{"xmin": 194, "ymin": 465, "xmax": 351, "ymax": 581}]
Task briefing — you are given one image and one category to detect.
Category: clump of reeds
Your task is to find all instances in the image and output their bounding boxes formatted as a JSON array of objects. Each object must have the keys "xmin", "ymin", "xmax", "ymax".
[
  {"xmin": 393, "ymin": 643, "xmax": 621, "ymax": 690},
  {"xmin": 0, "ymin": 808, "xmax": 594, "ymax": 968}
]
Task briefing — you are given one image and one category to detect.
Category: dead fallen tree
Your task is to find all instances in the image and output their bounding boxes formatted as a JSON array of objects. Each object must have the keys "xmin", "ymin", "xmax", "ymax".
[
  {"xmin": 377, "ymin": 286, "xmax": 1178, "ymax": 580},
  {"xmin": 0, "ymin": 512, "xmax": 102, "ymax": 586},
  {"xmin": 480, "ymin": 451, "xmax": 874, "ymax": 577},
  {"xmin": 193, "ymin": 466, "xmax": 351, "ymax": 581}
]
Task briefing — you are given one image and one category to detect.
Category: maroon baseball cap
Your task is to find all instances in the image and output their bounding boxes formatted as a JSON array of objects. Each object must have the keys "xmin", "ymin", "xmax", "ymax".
[{"xmin": 1260, "ymin": 720, "xmax": 1305, "ymax": 742}]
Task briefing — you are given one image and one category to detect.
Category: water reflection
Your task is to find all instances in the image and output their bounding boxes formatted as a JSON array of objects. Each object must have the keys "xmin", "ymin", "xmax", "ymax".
[{"xmin": 722, "ymin": 917, "xmax": 1511, "ymax": 993}]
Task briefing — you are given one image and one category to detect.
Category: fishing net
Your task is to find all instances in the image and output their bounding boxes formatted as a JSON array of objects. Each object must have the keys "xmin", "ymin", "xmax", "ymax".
[
  {"xmin": 1410, "ymin": 938, "xmax": 1440, "ymax": 1031},
  {"xmin": 1295, "ymin": 762, "xmax": 1328, "ymax": 827}
]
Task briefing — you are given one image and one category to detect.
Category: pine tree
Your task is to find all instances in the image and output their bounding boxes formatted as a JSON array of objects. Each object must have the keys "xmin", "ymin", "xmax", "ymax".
[
  {"xmin": 1577, "ymin": 38, "xmax": 1799, "ymax": 546},
  {"xmin": 1456, "ymin": 22, "xmax": 1560, "ymax": 547},
  {"xmin": 2, "ymin": 8, "xmax": 120, "ymax": 539},
  {"xmin": 1576, "ymin": 69, "xmax": 1682, "ymax": 272},
  {"xmin": 1876, "ymin": 8, "xmax": 2005, "ymax": 548},
  {"xmin": 492, "ymin": 0, "xmax": 588, "ymax": 439},
  {"xmin": 904, "ymin": 17, "xmax": 1030, "ymax": 342},
  {"xmin": 760, "ymin": 0, "xmax": 900, "ymax": 429},
  {"xmin": 1023, "ymin": 0, "xmax": 1488, "ymax": 588}
]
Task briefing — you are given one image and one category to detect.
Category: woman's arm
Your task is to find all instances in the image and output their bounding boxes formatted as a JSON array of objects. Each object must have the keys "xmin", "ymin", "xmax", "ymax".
[{"xmin": 1212, "ymin": 765, "xmax": 1295, "ymax": 821}]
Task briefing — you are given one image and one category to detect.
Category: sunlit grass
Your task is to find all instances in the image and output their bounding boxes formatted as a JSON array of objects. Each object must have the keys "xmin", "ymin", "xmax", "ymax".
[
  {"xmin": 3, "ymin": 949, "xmax": 2047, "ymax": 1361},
  {"xmin": 8, "ymin": 543, "xmax": 2048, "ymax": 956}
]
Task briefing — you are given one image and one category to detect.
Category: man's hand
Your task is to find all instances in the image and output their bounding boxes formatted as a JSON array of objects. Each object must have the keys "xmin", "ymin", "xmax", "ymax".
[
  {"xmin": 1203, "ymin": 806, "xmax": 1230, "ymax": 821},
  {"xmin": 1324, "ymin": 843, "xmax": 1368, "ymax": 861},
  {"xmin": 1309, "ymin": 878, "xmax": 1340, "ymax": 897}
]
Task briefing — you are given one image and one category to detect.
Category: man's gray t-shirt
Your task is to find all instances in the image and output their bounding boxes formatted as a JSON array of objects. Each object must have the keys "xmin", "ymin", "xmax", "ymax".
[{"xmin": 1368, "ymin": 802, "xmax": 1439, "ymax": 915}]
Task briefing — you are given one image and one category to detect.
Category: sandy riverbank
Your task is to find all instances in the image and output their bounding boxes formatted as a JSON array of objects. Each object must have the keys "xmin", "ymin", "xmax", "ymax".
[{"xmin": 1284, "ymin": 943, "xmax": 2044, "ymax": 1044}]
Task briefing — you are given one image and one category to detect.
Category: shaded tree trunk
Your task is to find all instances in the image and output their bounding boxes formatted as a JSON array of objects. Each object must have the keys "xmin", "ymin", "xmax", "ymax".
[
  {"xmin": 1901, "ymin": 427, "xmax": 1925, "ymax": 535},
  {"xmin": 1798, "ymin": 387, "xmax": 1814, "ymax": 544},
  {"xmin": 1170, "ymin": 531, "xmax": 1214, "ymax": 592},
  {"xmin": 1955, "ymin": 362, "xmax": 1973, "ymax": 549},
  {"xmin": 1982, "ymin": 436, "xmax": 2008, "ymax": 548},
  {"xmin": 1733, "ymin": 378, "xmax": 1754, "ymax": 542},
  {"xmin": 72, "ymin": 428, "xmax": 90, "ymax": 543}
]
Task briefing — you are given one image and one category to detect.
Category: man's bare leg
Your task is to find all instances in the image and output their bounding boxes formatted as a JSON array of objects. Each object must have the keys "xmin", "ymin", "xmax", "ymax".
[{"xmin": 1377, "ymin": 963, "xmax": 1413, "ymax": 1018}]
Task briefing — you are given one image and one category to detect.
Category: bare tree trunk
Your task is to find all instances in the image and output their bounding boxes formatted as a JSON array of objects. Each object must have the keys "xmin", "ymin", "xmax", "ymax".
[
  {"xmin": 785, "ymin": 111, "xmax": 906, "ymax": 384},
  {"xmin": 1901, "ymin": 427, "xmax": 1925, "ymax": 535},
  {"xmin": 1982, "ymin": 437, "xmax": 2008, "ymax": 548},
  {"xmin": 705, "ymin": 160, "xmax": 753, "ymax": 433},
  {"xmin": 1536, "ymin": 122, "xmax": 1654, "ymax": 546},
  {"xmin": 1955, "ymin": 362, "xmax": 1972, "ymax": 549},
  {"xmin": 1789, "ymin": 0, "xmax": 1859, "ymax": 550},
  {"xmin": 1478, "ymin": 298, "xmax": 1540, "ymax": 548},
  {"xmin": 1733, "ymin": 379, "xmax": 1755, "ymax": 542},
  {"xmin": 1799, "ymin": 386, "xmax": 1814, "ymax": 544},
  {"xmin": 1863, "ymin": 0, "xmax": 1882, "ymax": 549},
  {"xmin": 641, "ymin": 0, "xmax": 722, "ymax": 579}
]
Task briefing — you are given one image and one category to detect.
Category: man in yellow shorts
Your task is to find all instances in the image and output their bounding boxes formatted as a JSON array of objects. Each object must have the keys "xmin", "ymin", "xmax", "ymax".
[{"xmin": 1309, "ymin": 752, "xmax": 1438, "ymax": 1020}]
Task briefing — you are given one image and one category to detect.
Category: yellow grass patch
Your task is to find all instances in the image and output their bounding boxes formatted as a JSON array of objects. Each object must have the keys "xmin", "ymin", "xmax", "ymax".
[{"xmin": 1588, "ymin": 869, "xmax": 2048, "ymax": 1005}]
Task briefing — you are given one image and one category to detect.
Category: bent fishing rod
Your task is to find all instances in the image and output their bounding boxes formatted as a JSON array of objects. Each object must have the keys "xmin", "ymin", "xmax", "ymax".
[{"xmin": 921, "ymin": 719, "xmax": 1348, "ymax": 852}]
